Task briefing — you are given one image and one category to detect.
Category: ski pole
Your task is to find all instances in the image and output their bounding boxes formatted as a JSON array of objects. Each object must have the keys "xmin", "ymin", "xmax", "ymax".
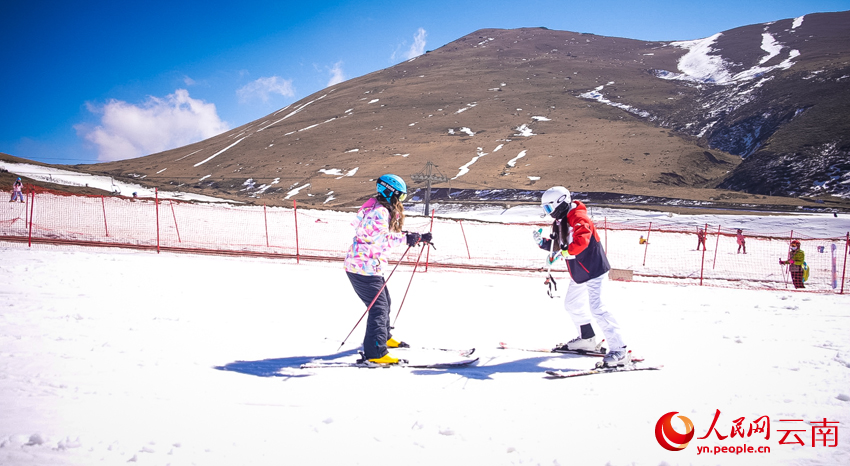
[
  {"xmin": 544, "ymin": 228, "xmax": 558, "ymax": 298},
  {"xmin": 781, "ymin": 232, "xmax": 794, "ymax": 289},
  {"xmin": 338, "ymin": 245, "xmax": 412, "ymax": 351},
  {"xmin": 392, "ymin": 243, "xmax": 428, "ymax": 327}
]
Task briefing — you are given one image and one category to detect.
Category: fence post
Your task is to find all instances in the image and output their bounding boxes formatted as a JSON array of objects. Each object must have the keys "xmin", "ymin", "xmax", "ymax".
[
  {"xmin": 27, "ymin": 188, "xmax": 35, "ymax": 247},
  {"xmin": 832, "ymin": 243, "xmax": 838, "ymax": 290},
  {"xmin": 155, "ymin": 188, "xmax": 160, "ymax": 254},
  {"xmin": 604, "ymin": 217, "xmax": 608, "ymax": 252},
  {"xmin": 263, "ymin": 202, "xmax": 269, "ymax": 248},
  {"xmin": 712, "ymin": 225, "xmax": 721, "ymax": 269},
  {"xmin": 459, "ymin": 220, "xmax": 471, "ymax": 259},
  {"xmin": 642, "ymin": 222, "xmax": 652, "ymax": 266},
  {"xmin": 170, "ymin": 201, "xmax": 181, "ymax": 243},
  {"xmin": 699, "ymin": 223, "xmax": 708, "ymax": 286},
  {"xmin": 101, "ymin": 196, "xmax": 109, "ymax": 237},
  {"xmin": 293, "ymin": 200, "xmax": 300, "ymax": 264},
  {"xmin": 841, "ymin": 232, "xmax": 849, "ymax": 295}
]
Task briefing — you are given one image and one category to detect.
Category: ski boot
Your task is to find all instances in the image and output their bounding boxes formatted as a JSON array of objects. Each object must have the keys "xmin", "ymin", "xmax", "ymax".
[
  {"xmin": 600, "ymin": 349, "xmax": 631, "ymax": 368},
  {"xmin": 368, "ymin": 353, "xmax": 400, "ymax": 365},
  {"xmin": 554, "ymin": 336, "xmax": 602, "ymax": 353},
  {"xmin": 386, "ymin": 338, "xmax": 410, "ymax": 348}
]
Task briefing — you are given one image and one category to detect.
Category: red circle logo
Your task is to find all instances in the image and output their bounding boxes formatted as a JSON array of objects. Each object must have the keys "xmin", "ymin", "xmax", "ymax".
[{"xmin": 655, "ymin": 411, "xmax": 695, "ymax": 451}]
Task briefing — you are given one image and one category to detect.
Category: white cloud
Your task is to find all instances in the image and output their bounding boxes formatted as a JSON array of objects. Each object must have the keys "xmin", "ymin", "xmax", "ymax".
[
  {"xmin": 236, "ymin": 76, "xmax": 295, "ymax": 103},
  {"xmin": 80, "ymin": 89, "xmax": 229, "ymax": 162},
  {"xmin": 405, "ymin": 28, "xmax": 427, "ymax": 60},
  {"xmin": 392, "ymin": 28, "xmax": 428, "ymax": 62},
  {"xmin": 327, "ymin": 61, "xmax": 346, "ymax": 86},
  {"xmin": 183, "ymin": 75, "xmax": 196, "ymax": 86}
]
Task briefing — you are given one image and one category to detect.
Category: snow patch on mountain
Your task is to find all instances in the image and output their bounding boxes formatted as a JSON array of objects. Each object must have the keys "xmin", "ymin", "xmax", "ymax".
[
  {"xmin": 453, "ymin": 148, "xmax": 488, "ymax": 179},
  {"xmin": 578, "ymin": 84, "xmax": 651, "ymax": 118},
  {"xmin": 664, "ymin": 34, "xmax": 733, "ymax": 84},
  {"xmin": 194, "ymin": 136, "xmax": 247, "ymax": 167},
  {"xmin": 759, "ymin": 33, "xmax": 783, "ymax": 64},
  {"xmin": 656, "ymin": 33, "xmax": 800, "ymax": 85},
  {"xmin": 258, "ymin": 94, "xmax": 327, "ymax": 131},
  {"xmin": 243, "ymin": 177, "xmax": 281, "ymax": 196},
  {"xmin": 513, "ymin": 124, "xmax": 536, "ymax": 137},
  {"xmin": 506, "ymin": 150, "xmax": 528, "ymax": 168},
  {"xmin": 448, "ymin": 127, "xmax": 475, "ymax": 137},
  {"xmin": 319, "ymin": 167, "xmax": 359, "ymax": 179},
  {"xmin": 285, "ymin": 183, "xmax": 310, "ymax": 199}
]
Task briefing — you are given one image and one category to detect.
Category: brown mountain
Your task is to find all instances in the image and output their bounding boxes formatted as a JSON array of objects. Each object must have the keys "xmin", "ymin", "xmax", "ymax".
[{"xmin": 73, "ymin": 11, "xmax": 849, "ymax": 211}]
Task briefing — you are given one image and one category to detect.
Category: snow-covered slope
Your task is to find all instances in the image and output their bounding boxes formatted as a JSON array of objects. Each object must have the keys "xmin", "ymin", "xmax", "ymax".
[{"xmin": 0, "ymin": 231, "xmax": 848, "ymax": 464}]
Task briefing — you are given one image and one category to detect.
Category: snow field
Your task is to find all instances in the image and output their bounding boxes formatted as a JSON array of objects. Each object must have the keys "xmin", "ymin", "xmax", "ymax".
[{"xmin": 0, "ymin": 242, "xmax": 848, "ymax": 465}]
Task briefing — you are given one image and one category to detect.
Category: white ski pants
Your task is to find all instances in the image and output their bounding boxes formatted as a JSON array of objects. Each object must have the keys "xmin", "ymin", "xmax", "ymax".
[{"xmin": 563, "ymin": 272, "xmax": 626, "ymax": 351}]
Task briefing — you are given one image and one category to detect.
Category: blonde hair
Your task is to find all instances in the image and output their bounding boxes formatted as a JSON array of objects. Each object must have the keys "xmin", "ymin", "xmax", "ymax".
[{"xmin": 376, "ymin": 194, "xmax": 405, "ymax": 233}]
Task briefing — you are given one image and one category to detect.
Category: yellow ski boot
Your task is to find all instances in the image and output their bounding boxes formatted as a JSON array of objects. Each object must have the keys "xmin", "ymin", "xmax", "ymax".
[
  {"xmin": 368, "ymin": 353, "xmax": 400, "ymax": 365},
  {"xmin": 386, "ymin": 338, "xmax": 410, "ymax": 348}
]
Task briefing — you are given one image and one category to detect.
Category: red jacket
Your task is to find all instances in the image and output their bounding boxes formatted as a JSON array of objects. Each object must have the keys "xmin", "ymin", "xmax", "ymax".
[{"xmin": 542, "ymin": 200, "xmax": 611, "ymax": 283}]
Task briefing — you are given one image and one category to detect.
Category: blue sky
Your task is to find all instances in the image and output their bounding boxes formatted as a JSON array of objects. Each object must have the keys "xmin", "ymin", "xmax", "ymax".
[{"xmin": 2, "ymin": 0, "xmax": 847, "ymax": 165}]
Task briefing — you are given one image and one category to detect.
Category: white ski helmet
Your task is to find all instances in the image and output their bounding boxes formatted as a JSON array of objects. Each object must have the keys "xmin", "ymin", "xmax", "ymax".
[{"xmin": 541, "ymin": 186, "xmax": 571, "ymax": 218}]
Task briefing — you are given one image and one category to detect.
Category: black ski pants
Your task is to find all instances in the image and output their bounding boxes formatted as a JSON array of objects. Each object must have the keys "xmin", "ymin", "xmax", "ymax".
[{"xmin": 346, "ymin": 272, "xmax": 393, "ymax": 360}]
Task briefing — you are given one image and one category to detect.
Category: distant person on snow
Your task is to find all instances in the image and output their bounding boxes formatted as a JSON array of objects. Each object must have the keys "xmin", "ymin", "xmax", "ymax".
[
  {"xmin": 639, "ymin": 235, "xmax": 648, "ymax": 245},
  {"xmin": 696, "ymin": 228, "xmax": 707, "ymax": 251},
  {"xmin": 780, "ymin": 239, "xmax": 806, "ymax": 289},
  {"xmin": 9, "ymin": 178, "xmax": 24, "ymax": 203},
  {"xmin": 344, "ymin": 174, "xmax": 432, "ymax": 365},
  {"xmin": 736, "ymin": 229, "xmax": 747, "ymax": 254},
  {"xmin": 533, "ymin": 186, "xmax": 630, "ymax": 368}
]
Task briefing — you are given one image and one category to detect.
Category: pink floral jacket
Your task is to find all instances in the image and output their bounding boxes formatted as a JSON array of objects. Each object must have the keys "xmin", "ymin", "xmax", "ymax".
[{"xmin": 344, "ymin": 198, "xmax": 406, "ymax": 276}]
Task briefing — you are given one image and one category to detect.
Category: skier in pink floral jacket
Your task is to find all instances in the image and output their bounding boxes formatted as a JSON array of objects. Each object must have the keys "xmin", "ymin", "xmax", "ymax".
[{"xmin": 344, "ymin": 174, "xmax": 432, "ymax": 365}]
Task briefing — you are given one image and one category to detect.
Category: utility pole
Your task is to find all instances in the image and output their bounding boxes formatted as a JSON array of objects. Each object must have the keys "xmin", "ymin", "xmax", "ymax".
[{"xmin": 410, "ymin": 161, "xmax": 448, "ymax": 215}]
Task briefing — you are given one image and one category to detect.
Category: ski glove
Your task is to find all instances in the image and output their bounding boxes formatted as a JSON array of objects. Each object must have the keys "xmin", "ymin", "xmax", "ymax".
[
  {"xmin": 533, "ymin": 228, "xmax": 544, "ymax": 246},
  {"xmin": 560, "ymin": 250, "xmax": 576, "ymax": 260},
  {"xmin": 533, "ymin": 228, "xmax": 552, "ymax": 251},
  {"xmin": 406, "ymin": 232, "xmax": 421, "ymax": 247},
  {"xmin": 546, "ymin": 252, "xmax": 558, "ymax": 265}
]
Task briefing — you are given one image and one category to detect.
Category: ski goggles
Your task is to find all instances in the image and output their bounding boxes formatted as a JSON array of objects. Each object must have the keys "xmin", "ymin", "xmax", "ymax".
[
  {"xmin": 542, "ymin": 203, "xmax": 556, "ymax": 215},
  {"xmin": 398, "ymin": 192, "xmax": 407, "ymax": 202}
]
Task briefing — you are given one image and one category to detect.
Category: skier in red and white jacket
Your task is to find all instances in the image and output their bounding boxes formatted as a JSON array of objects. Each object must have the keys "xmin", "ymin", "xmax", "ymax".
[{"xmin": 535, "ymin": 186, "xmax": 630, "ymax": 367}]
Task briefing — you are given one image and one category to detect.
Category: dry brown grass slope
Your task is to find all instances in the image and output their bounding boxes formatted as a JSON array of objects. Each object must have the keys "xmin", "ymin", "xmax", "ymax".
[{"xmin": 57, "ymin": 12, "xmax": 850, "ymax": 211}]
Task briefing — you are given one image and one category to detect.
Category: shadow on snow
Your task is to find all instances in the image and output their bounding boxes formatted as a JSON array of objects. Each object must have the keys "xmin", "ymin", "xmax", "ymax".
[
  {"xmin": 216, "ymin": 350, "xmax": 589, "ymax": 381},
  {"xmin": 214, "ymin": 348, "xmax": 362, "ymax": 378}
]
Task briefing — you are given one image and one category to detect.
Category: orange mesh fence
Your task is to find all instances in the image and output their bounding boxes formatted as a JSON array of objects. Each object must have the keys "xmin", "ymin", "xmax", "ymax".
[{"xmin": 1, "ymin": 190, "xmax": 848, "ymax": 293}]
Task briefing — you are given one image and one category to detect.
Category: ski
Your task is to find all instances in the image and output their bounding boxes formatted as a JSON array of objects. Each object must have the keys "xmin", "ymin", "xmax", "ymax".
[
  {"xmin": 545, "ymin": 363, "xmax": 662, "ymax": 379},
  {"xmin": 397, "ymin": 346, "xmax": 476, "ymax": 357},
  {"xmin": 497, "ymin": 341, "xmax": 645, "ymax": 361},
  {"xmin": 498, "ymin": 340, "xmax": 607, "ymax": 356},
  {"xmin": 300, "ymin": 357, "xmax": 479, "ymax": 369}
]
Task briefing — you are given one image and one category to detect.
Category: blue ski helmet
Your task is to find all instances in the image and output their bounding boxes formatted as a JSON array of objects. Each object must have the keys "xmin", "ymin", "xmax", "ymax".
[{"xmin": 376, "ymin": 174, "xmax": 407, "ymax": 202}]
